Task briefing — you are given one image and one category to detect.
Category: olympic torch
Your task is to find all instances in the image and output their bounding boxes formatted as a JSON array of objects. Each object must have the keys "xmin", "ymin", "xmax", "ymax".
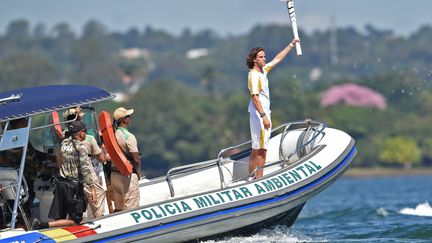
[{"xmin": 283, "ymin": 0, "xmax": 302, "ymax": 55}]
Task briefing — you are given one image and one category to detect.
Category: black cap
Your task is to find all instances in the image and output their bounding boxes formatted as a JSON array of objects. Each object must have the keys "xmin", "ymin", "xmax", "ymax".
[{"xmin": 68, "ymin": 120, "xmax": 86, "ymax": 133}]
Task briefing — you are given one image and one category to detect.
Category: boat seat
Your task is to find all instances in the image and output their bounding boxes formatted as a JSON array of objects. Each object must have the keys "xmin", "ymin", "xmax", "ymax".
[
  {"xmin": 0, "ymin": 167, "xmax": 29, "ymax": 202},
  {"xmin": 0, "ymin": 167, "xmax": 31, "ymax": 229}
]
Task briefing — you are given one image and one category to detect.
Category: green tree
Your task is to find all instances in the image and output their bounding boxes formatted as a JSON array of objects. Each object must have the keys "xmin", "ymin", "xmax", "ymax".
[
  {"xmin": 379, "ymin": 136, "xmax": 421, "ymax": 168},
  {"xmin": 126, "ymin": 79, "xmax": 235, "ymax": 177},
  {"xmin": 420, "ymin": 138, "xmax": 432, "ymax": 165},
  {"xmin": 5, "ymin": 19, "xmax": 31, "ymax": 48},
  {"xmin": 0, "ymin": 53, "xmax": 58, "ymax": 91},
  {"xmin": 123, "ymin": 27, "xmax": 141, "ymax": 48},
  {"xmin": 51, "ymin": 22, "xmax": 77, "ymax": 64},
  {"xmin": 72, "ymin": 20, "xmax": 120, "ymax": 90}
]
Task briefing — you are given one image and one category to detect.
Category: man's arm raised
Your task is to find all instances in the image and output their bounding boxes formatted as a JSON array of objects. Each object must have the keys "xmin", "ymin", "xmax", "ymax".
[{"xmin": 267, "ymin": 38, "xmax": 300, "ymax": 68}]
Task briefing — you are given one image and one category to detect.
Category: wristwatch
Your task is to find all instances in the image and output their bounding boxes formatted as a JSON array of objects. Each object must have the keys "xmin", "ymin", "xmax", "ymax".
[{"xmin": 260, "ymin": 112, "xmax": 266, "ymax": 117}]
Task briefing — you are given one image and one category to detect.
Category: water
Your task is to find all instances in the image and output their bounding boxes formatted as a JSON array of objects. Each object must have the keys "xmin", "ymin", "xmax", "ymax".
[{"xmin": 202, "ymin": 175, "xmax": 432, "ymax": 242}]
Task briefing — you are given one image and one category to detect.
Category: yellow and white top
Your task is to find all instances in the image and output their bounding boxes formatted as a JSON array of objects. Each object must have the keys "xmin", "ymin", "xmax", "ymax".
[{"xmin": 248, "ymin": 64, "xmax": 273, "ymax": 115}]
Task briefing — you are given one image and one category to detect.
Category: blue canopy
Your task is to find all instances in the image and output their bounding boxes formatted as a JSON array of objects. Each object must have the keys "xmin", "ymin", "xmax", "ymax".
[{"xmin": 0, "ymin": 85, "xmax": 114, "ymax": 122}]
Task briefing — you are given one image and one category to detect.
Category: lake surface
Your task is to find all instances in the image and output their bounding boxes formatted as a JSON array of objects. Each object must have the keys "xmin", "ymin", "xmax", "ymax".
[{"xmin": 203, "ymin": 175, "xmax": 432, "ymax": 242}]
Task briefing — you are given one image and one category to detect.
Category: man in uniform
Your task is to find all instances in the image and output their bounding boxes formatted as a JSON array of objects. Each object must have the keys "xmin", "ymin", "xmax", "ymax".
[
  {"xmin": 32, "ymin": 121, "xmax": 97, "ymax": 229},
  {"xmin": 111, "ymin": 107, "xmax": 141, "ymax": 211},
  {"xmin": 63, "ymin": 107, "xmax": 109, "ymax": 218}
]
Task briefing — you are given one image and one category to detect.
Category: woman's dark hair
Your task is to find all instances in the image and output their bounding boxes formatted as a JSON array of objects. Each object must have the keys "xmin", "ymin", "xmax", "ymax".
[{"xmin": 246, "ymin": 47, "xmax": 265, "ymax": 69}]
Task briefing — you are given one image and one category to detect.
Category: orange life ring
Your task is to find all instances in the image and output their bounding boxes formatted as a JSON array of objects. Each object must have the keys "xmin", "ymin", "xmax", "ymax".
[{"xmin": 98, "ymin": 111, "xmax": 133, "ymax": 176}]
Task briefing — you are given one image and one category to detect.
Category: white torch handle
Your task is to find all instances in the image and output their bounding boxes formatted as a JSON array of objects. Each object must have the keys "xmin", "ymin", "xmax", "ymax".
[{"xmin": 286, "ymin": 0, "xmax": 302, "ymax": 55}]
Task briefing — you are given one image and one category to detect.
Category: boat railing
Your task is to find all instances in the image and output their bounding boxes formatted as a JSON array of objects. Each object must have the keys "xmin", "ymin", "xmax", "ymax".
[
  {"xmin": 166, "ymin": 159, "xmax": 222, "ymax": 197},
  {"xmin": 250, "ymin": 119, "xmax": 326, "ymax": 178},
  {"xmin": 30, "ymin": 116, "xmax": 77, "ymax": 131},
  {"xmin": 216, "ymin": 121, "xmax": 296, "ymax": 160},
  {"xmin": 249, "ymin": 159, "xmax": 287, "ymax": 179},
  {"xmin": 215, "ymin": 120, "xmax": 308, "ymax": 183},
  {"xmin": 279, "ymin": 119, "xmax": 326, "ymax": 162},
  {"xmin": 165, "ymin": 119, "xmax": 326, "ymax": 197}
]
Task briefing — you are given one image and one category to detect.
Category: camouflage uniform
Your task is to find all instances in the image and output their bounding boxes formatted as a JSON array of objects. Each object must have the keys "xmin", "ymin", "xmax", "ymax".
[
  {"xmin": 48, "ymin": 123, "xmax": 95, "ymax": 224},
  {"xmin": 83, "ymin": 134, "xmax": 102, "ymax": 158},
  {"xmin": 59, "ymin": 137, "xmax": 94, "ymax": 187}
]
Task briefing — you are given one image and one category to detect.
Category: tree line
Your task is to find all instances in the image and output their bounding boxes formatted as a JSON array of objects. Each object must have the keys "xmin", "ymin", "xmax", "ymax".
[{"xmin": 1, "ymin": 19, "xmax": 432, "ymax": 176}]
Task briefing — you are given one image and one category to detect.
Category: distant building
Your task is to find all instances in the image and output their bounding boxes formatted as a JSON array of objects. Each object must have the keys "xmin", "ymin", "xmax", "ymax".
[
  {"xmin": 186, "ymin": 48, "xmax": 209, "ymax": 59},
  {"xmin": 120, "ymin": 48, "xmax": 151, "ymax": 59},
  {"xmin": 114, "ymin": 48, "xmax": 155, "ymax": 102}
]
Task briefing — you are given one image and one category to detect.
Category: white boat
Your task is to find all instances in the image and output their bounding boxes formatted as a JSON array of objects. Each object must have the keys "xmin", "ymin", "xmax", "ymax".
[{"xmin": 0, "ymin": 85, "xmax": 357, "ymax": 242}]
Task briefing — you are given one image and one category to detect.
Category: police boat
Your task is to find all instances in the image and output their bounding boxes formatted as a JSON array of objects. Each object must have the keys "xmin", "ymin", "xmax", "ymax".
[{"xmin": 0, "ymin": 85, "xmax": 357, "ymax": 242}]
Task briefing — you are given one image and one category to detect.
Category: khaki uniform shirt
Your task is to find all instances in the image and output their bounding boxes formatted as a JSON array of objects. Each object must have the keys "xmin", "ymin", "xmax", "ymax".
[
  {"xmin": 115, "ymin": 127, "xmax": 138, "ymax": 154},
  {"xmin": 113, "ymin": 127, "xmax": 138, "ymax": 170},
  {"xmin": 83, "ymin": 134, "xmax": 102, "ymax": 158},
  {"xmin": 60, "ymin": 137, "xmax": 94, "ymax": 186}
]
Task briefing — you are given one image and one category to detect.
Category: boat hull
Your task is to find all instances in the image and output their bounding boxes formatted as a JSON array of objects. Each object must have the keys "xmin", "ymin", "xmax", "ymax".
[
  {"xmin": 1, "ymin": 123, "xmax": 357, "ymax": 243},
  {"xmin": 72, "ymin": 141, "xmax": 357, "ymax": 242}
]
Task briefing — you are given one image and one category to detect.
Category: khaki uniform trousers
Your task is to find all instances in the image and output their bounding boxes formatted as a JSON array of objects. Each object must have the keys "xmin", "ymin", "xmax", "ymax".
[
  {"xmin": 83, "ymin": 174, "xmax": 107, "ymax": 218},
  {"xmin": 111, "ymin": 171, "xmax": 139, "ymax": 211}
]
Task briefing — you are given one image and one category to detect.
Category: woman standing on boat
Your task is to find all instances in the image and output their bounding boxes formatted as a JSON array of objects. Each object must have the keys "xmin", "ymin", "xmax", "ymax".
[{"xmin": 246, "ymin": 38, "xmax": 300, "ymax": 179}]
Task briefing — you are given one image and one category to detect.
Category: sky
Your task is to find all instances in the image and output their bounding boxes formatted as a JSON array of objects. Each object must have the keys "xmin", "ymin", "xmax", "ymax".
[{"xmin": 0, "ymin": 0, "xmax": 431, "ymax": 37}]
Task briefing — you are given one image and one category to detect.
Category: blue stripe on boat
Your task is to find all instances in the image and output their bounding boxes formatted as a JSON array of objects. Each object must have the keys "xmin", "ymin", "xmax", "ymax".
[{"xmin": 0, "ymin": 232, "xmax": 54, "ymax": 243}]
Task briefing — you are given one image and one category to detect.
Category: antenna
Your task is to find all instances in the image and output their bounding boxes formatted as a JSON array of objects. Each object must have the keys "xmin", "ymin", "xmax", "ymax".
[{"xmin": 330, "ymin": 16, "xmax": 338, "ymax": 66}]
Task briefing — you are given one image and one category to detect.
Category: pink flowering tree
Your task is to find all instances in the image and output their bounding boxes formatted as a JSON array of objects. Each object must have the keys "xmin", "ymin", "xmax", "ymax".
[{"xmin": 320, "ymin": 83, "xmax": 387, "ymax": 110}]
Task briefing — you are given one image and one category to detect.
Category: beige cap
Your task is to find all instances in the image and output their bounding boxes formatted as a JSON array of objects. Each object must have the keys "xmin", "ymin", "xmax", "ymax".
[{"xmin": 113, "ymin": 107, "xmax": 134, "ymax": 120}]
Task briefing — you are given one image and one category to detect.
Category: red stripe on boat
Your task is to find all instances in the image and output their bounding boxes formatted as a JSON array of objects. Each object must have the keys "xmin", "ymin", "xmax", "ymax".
[{"xmin": 63, "ymin": 225, "xmax": 97, "ymax": 238}]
